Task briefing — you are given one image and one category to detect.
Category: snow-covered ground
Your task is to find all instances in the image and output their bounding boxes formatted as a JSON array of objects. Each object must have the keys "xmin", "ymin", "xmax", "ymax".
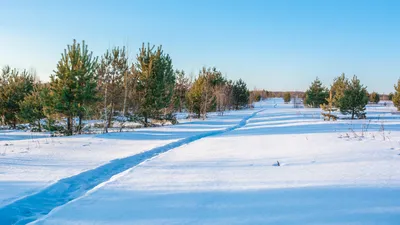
[{"xmin": 1, "ymin": 99, "xmax": 400, "ymax": 224}]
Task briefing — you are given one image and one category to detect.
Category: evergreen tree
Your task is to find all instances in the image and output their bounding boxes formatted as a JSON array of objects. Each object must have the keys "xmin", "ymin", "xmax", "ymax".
[
  {"xmin": 50, "ymin": 39, "xmax": 98, "ymax": 135},
  {"xmin": 201, "ymin": 67, "xmax": 225, "ymax": 117},
  {"xmin": 393, "ymin": 79, "xmax": 400, "ymax": 111},
  {"xmin": 339, "ymin": 75, "xmax": 368, "ymax": 119},
  {"xmin": 369, "ymin": 92, "xmax": 380, "ymax": 104},
  {"xmin": 388, "ymin": 92, "xmax": 394, "ymax": 101},
  {"xmin": 232, "ymin": 79, "xmax": 249, "ymax": 109},
  {"xmin": 97, "ymin": 47, "xmax": 128, "ymax": 132},
  {"xmin": 186, "ymin": 67, "xmax": 224, "ymax": 118},
  {"xmin": 40, "ymin": 84, "xmax": 58, "ymax": 131},
  {"xmin": 18, "ymin": 84, "xmax": 45, "ymax": 131},
  {"xmin": 0, "ymin": 66, "xmax": 34, "ymax": 128},
  {"xmin": 173, "ymin": 70, "xmax": 190, "ymax": 112},
  {"xmin": 136, "ymin": 43, "xmax": 175, "ymax": 125},
  {"xmin": 255, "ymin": 93, "xmax": 262, "ymax": 102},
  {"xmin": 321, "ymin": 90, "xmax": 336, "ymax": 115},
  {"xmin": 0, "ymin": 66, "xmax": 8, "ymax": 125},
  {"xmin": 304, "ymin": 77, "xmax": 328, "ymax": 108},
  {"xmin": 331, "ymin": 73, "xmax": 349, "ymax": 108},
  {"xmin": 124, "ymin": 64, "xmax": 140, "ymax": 115},
  {"xmin": 283, "ymin": 92, "xmax": 291, "ymax": 103},
  {"xmin": 76, "ymin": 45, "xmax": 99, "ymax": 133},
  {"xmin": 186, "ymin": 76, "xmax": 203, "ymax": 117}
]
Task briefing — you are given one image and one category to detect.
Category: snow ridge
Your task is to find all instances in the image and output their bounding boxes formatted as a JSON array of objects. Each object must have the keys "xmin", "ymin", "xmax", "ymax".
[{"xmin": 0, "ymin": 110, "xmax": 261, "ymax": 225}]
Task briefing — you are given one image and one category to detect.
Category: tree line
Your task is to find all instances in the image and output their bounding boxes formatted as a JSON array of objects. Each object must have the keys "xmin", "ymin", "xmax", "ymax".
[
  {"xmin": 303, "ymin": 73, "xmax": 400, "ymax": 119},
  {"xmin": 0, "ymin": 40, "xmax": 250, "ymax": 135},
  {"xmin": 248, "ymin": 90, "xmax": 305, "ymax": 102}
]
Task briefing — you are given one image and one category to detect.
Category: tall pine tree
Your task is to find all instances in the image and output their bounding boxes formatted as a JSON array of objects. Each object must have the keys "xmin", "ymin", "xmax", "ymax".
[
  {"xmin": 186, "ymin": 67, "xmax": 224, "ymax": 118},
  {"xmin": 186, "ymin": 75, "xmax": 206, "ymax": 118},
  {"xmin": 331, "ymin": 73, "xmax": 349, "ymax": 108},
  {"xmin": 339, "ymin": 75, "xmax": 368, "ymax": 119},
  {"xmin": 97, "ymin": 47, "xmax": 128, "ymax": 132},
  {"xmin": 173, "ymin": 70, "xmax": 190, "ymax": 112},
  {"xmin": 50, "ymin": 39, "xmax": 98, "ymax": 135},
  {"xmin": 136, "ymin": 43, "xmax": 175, "ymax": 125}
]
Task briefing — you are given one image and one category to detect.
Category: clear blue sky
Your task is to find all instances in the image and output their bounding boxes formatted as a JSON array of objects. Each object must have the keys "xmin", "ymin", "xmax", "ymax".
[{"xmin": 1, "ymin": 0, "xmax": 399, "ymax": 93}]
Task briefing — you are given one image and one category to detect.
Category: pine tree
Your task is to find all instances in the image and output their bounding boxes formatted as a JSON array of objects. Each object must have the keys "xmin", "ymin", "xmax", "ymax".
[
  {"xmin": 75, "ymin": 43, "xmax": 99, "ymax": 133},
  {"xmin": 388, "ymin": 92, "xmax": 394, "ymax": 101},
  {"xmin": 321, "ymin": 90, "xmax": 336, "ymax": 115},
  {"xmin": 186, "ymin": 67, "xmax": 224, "ymax": 118},
  {"xmin": 232, "ymin": 79, "xmax": 249, "ymax": 109},
  {"xmin": 0, "ymin": 66, "xmax": 8, "ymax": 125},
  {"xmin": 186, "ymin": 75, "xmax": 205, "ymax": 118},
  {"xmin": 136, "ymin": 43, "xmax": 175, "ymax": 125},
  {"xmin": 40, "ymin": 84, "xmax": 58, "ymax": 131},
  {"xmin": 50, "ymin": 39, "xmax": 98, "ymax": 135},
  {"xmin": 249, "ymin": 88, "xmax": 262, "ymax": 105},
  {"xmin": 173, "ymin": 70, "xmax": 190, "ymax": 112},
  {"xmin": 18, "ymin": 83, "xmax": 45, "ymax": 131},
  {"xmin": 369, "ymin": 92, "xmax": 380, "ymax": 104},
  {"xmin": 339, "ymin": 75, "xmax": 368, "ymax": 119},
  {"xmin": 0, "ymin": 66, "xmax": 34, "ymax": 128},
  {"xmin": 393, "ymin": 79, "xmax": 400, "ymax": 111},
  {"xmin": 304, "ymin": 77, "xmax": 329, "ymax": 108},
  {"xmin": 97, "ymin": 47, "xmax": 128, "ymax": 132},
  {"xmin": 201, "ymin": 67, "xmax": 224, "ymax": 118},
  {"xmin": 331, "ymin": 73, "xmax": 349, "ymax": 108},
  {"xmin": 124, "ymin": 64, "xmax": 140, "ymax": 115},
  {"xmin": 283, "ymin": 92, "xmax": 291, "ymax": 103}
]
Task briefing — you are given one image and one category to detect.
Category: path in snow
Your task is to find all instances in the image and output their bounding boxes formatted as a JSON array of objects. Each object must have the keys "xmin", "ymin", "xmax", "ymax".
[
  {"xmin": 32, "ymin": 104, "xmax": 400, "ymax": 225},
  {"xmin": 0, "ymin": 110, "xmax": 262, "ymax": 225}
]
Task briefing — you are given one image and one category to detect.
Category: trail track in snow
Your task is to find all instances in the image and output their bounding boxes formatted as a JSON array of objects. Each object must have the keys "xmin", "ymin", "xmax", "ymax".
[{"xmin": 0, "ymin": 110, "xmax": 262, "ymax": 225}]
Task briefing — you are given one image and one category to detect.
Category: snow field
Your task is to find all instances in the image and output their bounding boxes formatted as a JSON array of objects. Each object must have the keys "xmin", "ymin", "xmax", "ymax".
[
  {"xmin": 1, "ymin": 98, "xmax": 400, "ymax": 224},
  {"xmin": 0, "ymin": 110, "xmax": 259, "ymax": 224},
  {"xmin": 34, "ymin": 101, "xmax": 400, "ymax": 224}
]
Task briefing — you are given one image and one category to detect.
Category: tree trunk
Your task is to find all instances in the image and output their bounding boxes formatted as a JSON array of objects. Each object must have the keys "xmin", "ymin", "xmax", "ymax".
[
  {"xmin": 351, "ymin": 109, "xmax": 355, "ymax": 120},
  {"xmin": 107, "ymin": 102, "xmax": 113, "ymax": 129},
  {"xmin": 179, "ymin": 97, "xmax": 182, "ymax": 113},
  {"xmin": 78, "ymin": 114, "xmax": 83, "ymax": 134},
  {"xmin": 67, "ymin": 117, "xmax": 70, "ymax": 135},
  {"xmin": 104, "ymin": 82, "xmax": 108, "ymax": 133},
  {"xmin": 144, "ymin": 113, "xmax": 148, "ymax": 127},
  {"xmin": 13, "ymin": 118, "xmax": 17, "ymax": 129},
  {"xmin": 38, "ymin": 120, "xmax": 42, "ymax": 132},
  {"xmin": 203, "ymin": 90, "xmax": 208, "ymax": 120},
  {"xmin": 67, "ymin": 117, "xmax": 72, "ymax": 136},
  {"xmin": 70, "ymin": 117, "xmax": 74, "ymax": 135},
  {"xmin": 123, "ymin": 71, "xmax": 128, "ymax": 116}
]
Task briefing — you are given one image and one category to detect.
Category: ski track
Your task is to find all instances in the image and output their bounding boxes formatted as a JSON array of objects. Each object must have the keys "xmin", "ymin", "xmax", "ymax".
[{"xmin": 0, "ymin": 110, "xmax": 261, "ymax": 225}]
